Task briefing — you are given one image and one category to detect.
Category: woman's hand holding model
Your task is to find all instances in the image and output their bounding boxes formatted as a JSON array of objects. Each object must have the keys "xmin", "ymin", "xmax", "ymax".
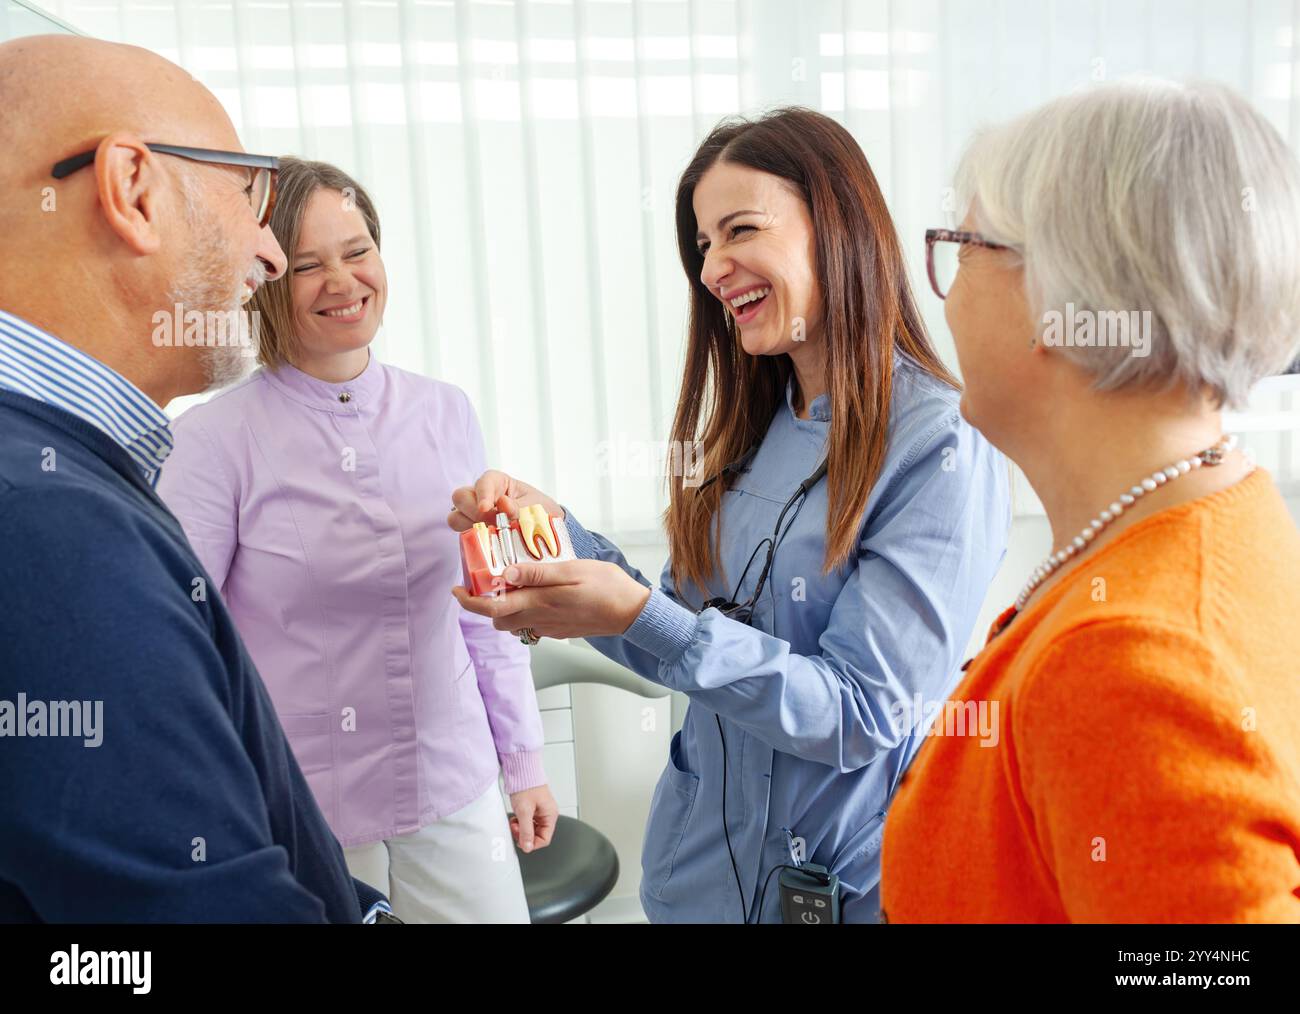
[{"xmin": 448, "ymin": 472, "xmax": 652, "ymax": 640}]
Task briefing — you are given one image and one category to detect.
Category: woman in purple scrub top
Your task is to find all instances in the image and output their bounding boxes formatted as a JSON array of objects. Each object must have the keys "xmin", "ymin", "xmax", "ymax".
[{"xmin": 158, "ymin": 158, "xmax": 556, "ymax": 923}]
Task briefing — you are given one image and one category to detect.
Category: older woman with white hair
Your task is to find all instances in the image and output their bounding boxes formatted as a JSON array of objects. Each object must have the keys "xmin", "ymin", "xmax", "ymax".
[{"xmin": 882, "ymin": 79, "xmax": 1300, "ymax": 922}]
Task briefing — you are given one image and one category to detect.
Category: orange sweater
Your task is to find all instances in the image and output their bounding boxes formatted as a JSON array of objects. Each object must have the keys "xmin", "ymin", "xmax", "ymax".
[{"xmin": 881, "ymin": 469, "xmax": 1300, "ymax": 922}]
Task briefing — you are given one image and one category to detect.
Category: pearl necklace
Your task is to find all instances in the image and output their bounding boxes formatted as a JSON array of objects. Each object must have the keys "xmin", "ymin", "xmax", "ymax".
[{"xmin": 1015, "ymin": 434, "xmax": 1241, "ymax": 612}]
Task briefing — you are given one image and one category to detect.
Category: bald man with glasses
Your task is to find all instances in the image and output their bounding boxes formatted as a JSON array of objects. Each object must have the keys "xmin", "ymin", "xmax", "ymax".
[{"xmin": 0, "ymin": 34, "xmax": 395, "ymax": 923}]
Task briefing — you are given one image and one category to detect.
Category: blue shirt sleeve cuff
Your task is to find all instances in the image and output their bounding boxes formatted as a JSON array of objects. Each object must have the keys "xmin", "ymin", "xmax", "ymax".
[
  {"xmin": 362, "ymin": 899, "xmax": 394, "ymax": 923},
  {"xmin": 623, "ymin": 586, "xmax": 699, "ymax": 664},
  {"xmin": 560, "ymin": 505, "xmax": 600, "ymax": 561}
]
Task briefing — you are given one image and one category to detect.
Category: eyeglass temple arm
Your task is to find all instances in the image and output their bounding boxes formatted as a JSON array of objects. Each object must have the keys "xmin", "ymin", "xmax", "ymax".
[
  {"xmin": 52, "ymin": 144, "xmax": 277, "ymax": 180},
  {"xmin": 51, "ymin": 151, "xmax": 96, "ymax": 179}
]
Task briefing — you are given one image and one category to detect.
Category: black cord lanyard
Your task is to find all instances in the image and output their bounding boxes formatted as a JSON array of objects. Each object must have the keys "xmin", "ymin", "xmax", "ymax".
[
  {"xmin": 695, "ymin": 449, "xmax": 828, "ymax": 922},
  {"xmin": 699, "ymin": 454, "xmax": 828, "ymax": 625}
]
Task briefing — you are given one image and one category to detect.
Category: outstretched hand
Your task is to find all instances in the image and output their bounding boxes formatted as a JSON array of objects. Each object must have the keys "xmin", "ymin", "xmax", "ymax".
[{"xmin": 452, "ymin": 558, "xmax": 651, "ymax": 641}]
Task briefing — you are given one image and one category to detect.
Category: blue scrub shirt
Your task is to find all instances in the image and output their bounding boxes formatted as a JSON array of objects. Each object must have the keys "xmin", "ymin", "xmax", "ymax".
[{"xmin": 567, "ymin": 355, "xmax": 1011, "ymax": 923}]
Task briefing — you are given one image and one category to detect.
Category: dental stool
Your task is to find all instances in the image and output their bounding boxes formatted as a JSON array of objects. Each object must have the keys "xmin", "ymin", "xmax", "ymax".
[{"xmin": 513, "ymin": 638, "xmax": 687, "ymax": 924}]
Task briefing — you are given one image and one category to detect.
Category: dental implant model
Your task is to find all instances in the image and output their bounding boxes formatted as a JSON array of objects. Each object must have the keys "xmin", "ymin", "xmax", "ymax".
[{"xmin": 459, "ymin": 504, "xmax": 576, "ymax": 596}]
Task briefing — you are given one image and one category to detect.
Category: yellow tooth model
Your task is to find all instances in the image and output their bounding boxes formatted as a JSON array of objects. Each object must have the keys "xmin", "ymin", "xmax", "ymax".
[
  {"xmin": 460, "ymin": 507, "xmax": 576, "ymax": 595},
  {"xmin": 518, "ymin": 503, "xmax": 559, "ymax": 559}
]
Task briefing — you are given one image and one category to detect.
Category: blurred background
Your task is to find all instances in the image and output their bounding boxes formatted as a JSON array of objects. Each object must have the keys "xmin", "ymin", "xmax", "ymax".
[{"xmin": 7, "ymin": 0, "xmax": 1299, "ymax": 921}]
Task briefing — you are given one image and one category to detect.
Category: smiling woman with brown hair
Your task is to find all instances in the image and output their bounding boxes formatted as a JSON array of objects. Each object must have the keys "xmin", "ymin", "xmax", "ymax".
[
  {"xmin": 664, "ymin": 108, "xmax": 962, "ymax": 594},
  {"xmin": 450, "ymin": 107, "xmax": 1011, "ymax": 923}
]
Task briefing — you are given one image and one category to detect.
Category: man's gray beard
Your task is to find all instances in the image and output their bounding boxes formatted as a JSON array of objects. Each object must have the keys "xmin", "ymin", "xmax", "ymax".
[
  {"xmin": 198, "ymin": 329, "xmax": 253, "ymax": 391},
  {"xmin": 170, "ymin": 175, "xmax": 258, "ymax": 393}
]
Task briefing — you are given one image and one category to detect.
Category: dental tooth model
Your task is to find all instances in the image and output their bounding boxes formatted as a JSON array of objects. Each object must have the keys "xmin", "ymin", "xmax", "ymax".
[{"xmin": 459, "ymin": 504, "xmax": 576, "ymax": 596}]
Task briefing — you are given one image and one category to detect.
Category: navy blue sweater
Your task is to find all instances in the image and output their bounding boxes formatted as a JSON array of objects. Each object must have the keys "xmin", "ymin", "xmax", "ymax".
[{"xmin": 0, "ymin": 391, "xmax": 385, "ymax": 922}]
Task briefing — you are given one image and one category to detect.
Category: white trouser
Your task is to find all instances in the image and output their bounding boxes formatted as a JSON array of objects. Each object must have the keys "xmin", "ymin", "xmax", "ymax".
[{"xmin": 344, "ymin": 782, "xmax": 531, "ymax": 924}]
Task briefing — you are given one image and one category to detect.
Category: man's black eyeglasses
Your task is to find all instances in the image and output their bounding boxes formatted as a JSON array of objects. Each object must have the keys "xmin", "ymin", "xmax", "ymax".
[{"xmin": 51, "ymin": 144, "xmax": 279, "ymax": 228}]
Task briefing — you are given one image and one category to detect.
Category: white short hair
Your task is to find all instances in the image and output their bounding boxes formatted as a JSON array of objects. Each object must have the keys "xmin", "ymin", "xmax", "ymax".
[{"xmin": 955, "ymin": 78, "xmax": 1300, "ymax": 408}]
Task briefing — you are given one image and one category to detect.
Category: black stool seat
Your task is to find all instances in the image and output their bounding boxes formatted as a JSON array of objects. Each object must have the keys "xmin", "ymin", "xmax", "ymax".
[{"xmin": 515, "ymin": 814, "xmax": 620, "ymax": 924}]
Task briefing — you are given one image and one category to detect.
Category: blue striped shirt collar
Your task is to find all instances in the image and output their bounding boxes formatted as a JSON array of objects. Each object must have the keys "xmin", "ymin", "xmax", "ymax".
[{"xmin": 0, "ymin": 309, "xmax": 174, "ymax": 485}]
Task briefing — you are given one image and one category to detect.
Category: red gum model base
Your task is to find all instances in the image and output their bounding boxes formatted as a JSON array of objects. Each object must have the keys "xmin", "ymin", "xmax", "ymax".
[{"xmin": 459, "ymin": 515, "xmax": 575, "ymax": 597}]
